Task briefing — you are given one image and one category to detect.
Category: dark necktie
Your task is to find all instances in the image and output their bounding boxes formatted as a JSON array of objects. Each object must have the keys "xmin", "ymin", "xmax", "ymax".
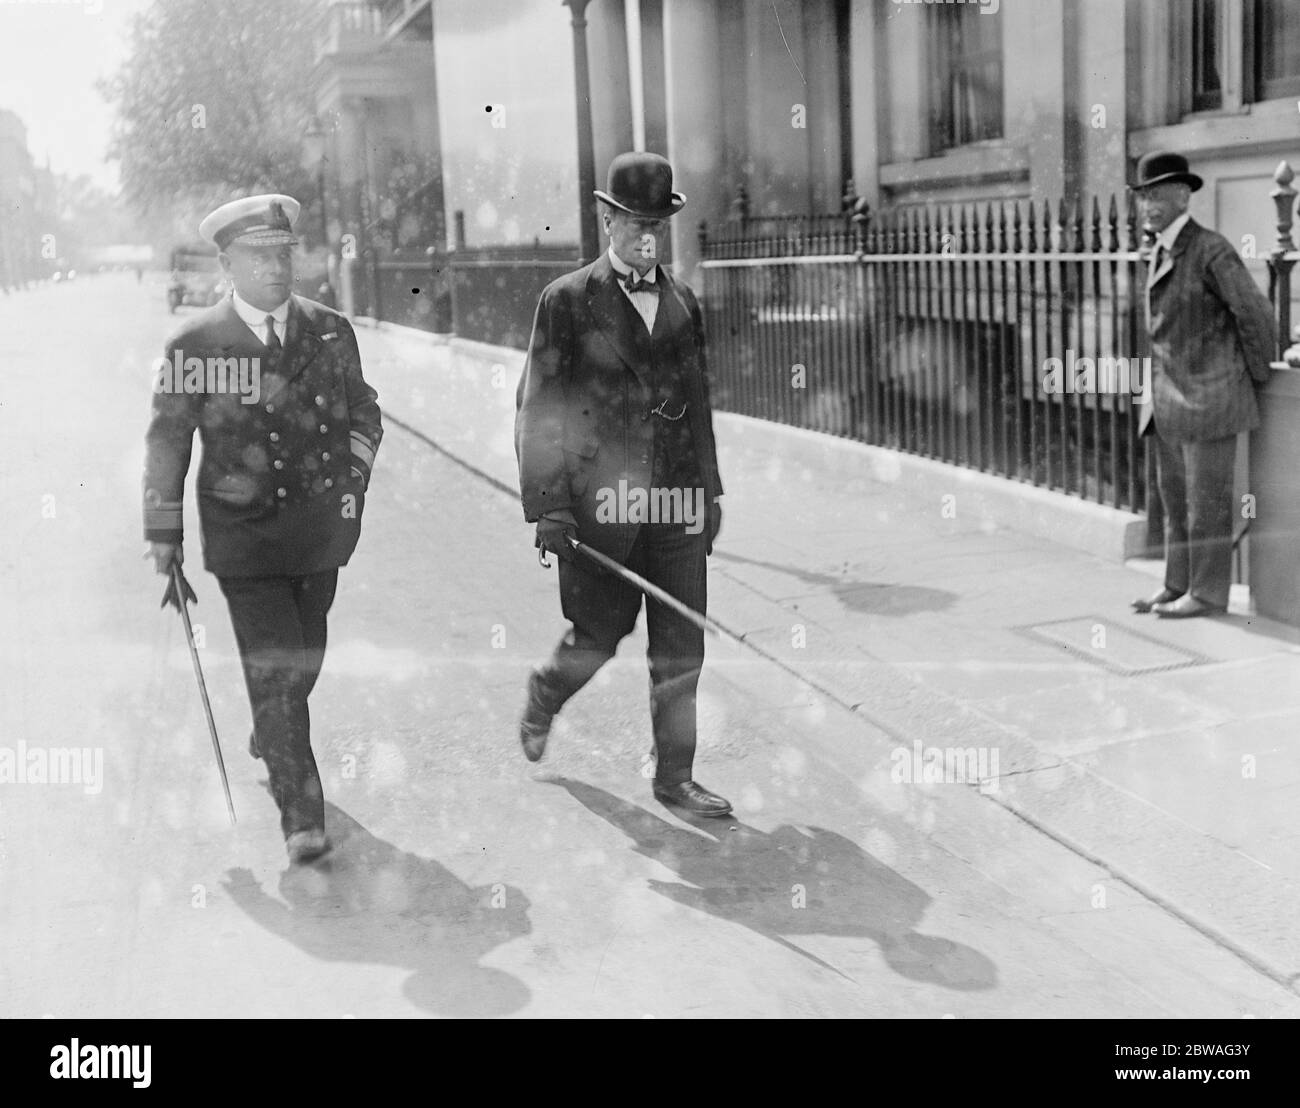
[
  {"xmin": 264, "ymin": 315, "xmax": 281, "ymax": 354},
  {"xmin": 1147, "ymin": 244, "xmax": 1165, "ymax": 288},
  {"xmin": 624, "ymin": 270, "xmax": 659, "ymax": 296}
]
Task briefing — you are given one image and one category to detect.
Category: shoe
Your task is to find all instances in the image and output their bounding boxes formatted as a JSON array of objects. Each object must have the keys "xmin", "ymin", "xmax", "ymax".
[
  {"xmin": 1132, "ymin": 587, "xmax": 1183, "ymax": 614},
  {"xmin": 248, "ymin": 731, "xmax": 261, "ymax": 760},
  {"xmin": 1153, "ymin": 594, "xmax": 1226, "ymax": 619},
  {"xmin": 285, "ymin": 828, "xmax": 332, "ymax": 865},
  {"xmin": 653, "ymin": 780, "xmax": 733, "ymax": 817},
  {"xmin": 519, "ymin": 697, "xmax": 553, "ymax": 763}
]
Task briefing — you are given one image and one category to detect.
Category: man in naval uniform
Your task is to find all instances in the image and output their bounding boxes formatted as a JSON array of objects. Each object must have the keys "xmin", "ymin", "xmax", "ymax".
[
  {"xmin": 143, "ymin": 194, "xmax": 382, "ymax": 864},
  {"xmin": 515, "ymin": 152, "xmax": 731, "ymax": 817}
]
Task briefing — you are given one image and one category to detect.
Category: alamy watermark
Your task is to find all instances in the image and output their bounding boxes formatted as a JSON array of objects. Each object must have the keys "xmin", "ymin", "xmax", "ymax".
[
  {"xmin": 892, "ymin": 0, "xmax": 999, "ymax": 14},
  {"xmin": 594, "ymin": 481, "xmax": 706, "ymax": 534},
  {"xmin": 1041, "ymin": 350, "xmax": 1151, "ymax": 403},
  {"xmin": 890, "ymin": 740, "xmax": 1000, "ymax": 794},
  {"xmin": 151, "ymin": 350, "xmax": 262, "ymax": 405},
  {"xmin": 0, "ymin": 741, "xmax": 103, "ymax": 794}
]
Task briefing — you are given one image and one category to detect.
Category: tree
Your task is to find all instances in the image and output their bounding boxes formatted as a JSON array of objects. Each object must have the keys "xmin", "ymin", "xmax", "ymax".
[{"xmin": 99, "ymin": 0, "xmax": 322, "ymax": 222}]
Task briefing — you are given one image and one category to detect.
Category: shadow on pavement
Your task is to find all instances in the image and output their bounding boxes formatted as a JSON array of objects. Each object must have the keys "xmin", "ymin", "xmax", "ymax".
[
  {"xmin": 713, "ymin": 549, "xmax": 955, "ymax": 617},
  {"xmin": 551, "ymin": 777, "xmax": 996, "ymax": 991},
  {"xmin": 222, "ymin": 803, "xmax": 531, "ymax": 1017}
]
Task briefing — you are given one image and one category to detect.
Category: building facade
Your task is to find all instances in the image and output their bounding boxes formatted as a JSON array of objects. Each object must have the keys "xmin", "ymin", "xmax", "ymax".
[{"xmin": 0, "ymin": 108, "xmax": 55, "ymax": 290}]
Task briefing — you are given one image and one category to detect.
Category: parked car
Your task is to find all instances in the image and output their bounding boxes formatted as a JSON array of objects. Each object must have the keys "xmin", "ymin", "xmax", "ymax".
[{"xmin": 167, "ymin": 242, "xmax": 224, "ymax": 312}]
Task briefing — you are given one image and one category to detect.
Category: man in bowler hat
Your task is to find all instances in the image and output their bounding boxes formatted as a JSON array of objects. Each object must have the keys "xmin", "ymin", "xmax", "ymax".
[
  {"xmin": 515, "ymin": 152, "xmax": 731, "ymax": 816},
  {"xmin": 1129, "ymin": 152, "xmax": 1274, "ymax": 618},
  {"xmin": 143, "ymin": 194, "xmax": 382, "ymax": 863}
]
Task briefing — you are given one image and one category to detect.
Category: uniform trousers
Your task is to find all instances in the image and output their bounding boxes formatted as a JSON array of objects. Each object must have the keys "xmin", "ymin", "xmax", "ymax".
[
  {"xmin": 218, "ymin": 570, "xmax": 338, "ymax": 836},
  {"xmin": 530, "ymin": 523, "xmax": 707, "ymax": 786}
]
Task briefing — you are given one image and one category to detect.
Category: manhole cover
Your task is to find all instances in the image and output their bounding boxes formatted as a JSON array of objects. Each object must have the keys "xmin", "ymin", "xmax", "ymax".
[{"xmin": 1016, "ymin": 616, "xmax": 1211, "ymax": 676}]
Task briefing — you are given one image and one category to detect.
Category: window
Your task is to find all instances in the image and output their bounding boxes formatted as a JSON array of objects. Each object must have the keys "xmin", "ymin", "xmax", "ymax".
[
  {"xmin": 1182, "ymin": 0, "xmax": 1300, "ymax": 111},
  {"xmin": 928, "ymin": 3, "xmax": 1003, "ymax": 151},
  {"xmin": 1192, "ymin": 0, "xmax": 1222, "ymax": 110},
  {"xmin": 1254, "ymin": 0, "xmax": 1300, "ymax": 100}
]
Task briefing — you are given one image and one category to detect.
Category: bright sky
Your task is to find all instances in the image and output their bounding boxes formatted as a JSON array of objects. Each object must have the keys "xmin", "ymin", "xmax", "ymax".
[{"xmin": 0, "ymin": 0, "xmax": 153, "ymax": 190}]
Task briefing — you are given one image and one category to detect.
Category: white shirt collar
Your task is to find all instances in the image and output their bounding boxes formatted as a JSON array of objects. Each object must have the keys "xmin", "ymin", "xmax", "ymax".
[
  {"xmin": 1155, "ymin": 212, "xmax": 1191, "ymax": 253},
  {"xmin": 231, "ymin": 289, "xmax": 290, "ymax": 330},
  {"xmin": 607, "ymin": 246, "xmax": 657, "ymax": 284}
]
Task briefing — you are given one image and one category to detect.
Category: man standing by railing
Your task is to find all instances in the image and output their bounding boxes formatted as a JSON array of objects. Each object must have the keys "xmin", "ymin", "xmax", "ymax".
[
  {"xmin": 1130, "ymin": 153, "xmax": 1275, "ymax": 619},
  {"xmin": 514, "ymin": 152, "xmax": 730, "ymax": 816}
]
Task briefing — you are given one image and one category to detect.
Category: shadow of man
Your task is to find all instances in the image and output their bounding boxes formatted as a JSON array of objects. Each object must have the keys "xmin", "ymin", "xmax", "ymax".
[
  {"xmin": 551, "ymin": 778, "xmax": 996, "ymax": 990},
  {"xmin": 223, "ymin": 802, "xmax": 532, "ymax": 1017},
  {"xmin": 712, "ymin": 549, "xmax": 956, "ymax": 617}
]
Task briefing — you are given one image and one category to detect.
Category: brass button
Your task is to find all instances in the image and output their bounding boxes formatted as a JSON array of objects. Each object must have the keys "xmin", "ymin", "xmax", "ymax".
[
  {"xmin": 269, "ymin": 431, "xmax": 280, "ymax": 442},
  {"xmin": 273, "ymin": 459, "xmax": 284, "ymax": 470},
  {"xmin": 276, "ymin": 487, "xmax": 287, "ymax": 498},
  {"xmin": 324, "ymin": 478, "xmax": 334, "ymax": 489},
  {"xmin": 321, "ymin": 451, "xmax": 331, "ymax": 461},
  {"xmin": 319, "ymin": 424, "xmax": 328, "ymax": 434},
  {"xmin": 265, "ymin": 403, "xmax": 275, "ymax": 414},
  {"xmin": 315, "ymin": 395, "xmax": 326, "ymax": 406}
]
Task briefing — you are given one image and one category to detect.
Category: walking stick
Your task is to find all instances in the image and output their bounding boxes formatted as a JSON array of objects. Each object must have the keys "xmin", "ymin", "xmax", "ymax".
[
  {"xmin": 564, "ymin": 535, "xmax": 743, "ymax": 646},
  {"xmin": 162, "ymin": 562, "xmax": 236, "ymax": 825}
]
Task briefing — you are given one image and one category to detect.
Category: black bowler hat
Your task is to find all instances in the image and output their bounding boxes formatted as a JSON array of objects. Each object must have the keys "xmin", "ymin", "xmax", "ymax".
[
  {"xmin": 1132, "ymin": 151, "xmax": 1203, "ymax": 193},
  {"xmin": 593, "ymin": 151, "xmax": 686, "ymax": 219}
]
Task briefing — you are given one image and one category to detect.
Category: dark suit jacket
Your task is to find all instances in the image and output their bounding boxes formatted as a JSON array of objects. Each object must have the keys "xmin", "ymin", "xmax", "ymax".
[
  {"xmin": 143, "ymin": 294, "xmax": 382, "ymax": 577},
  {"xmin": 1141, "ymin": 218, "xmax": 1275, "ymax": 441},
  {"xmin": 515, "ymin": 254, "xmax": 724, "ymax": 562}
]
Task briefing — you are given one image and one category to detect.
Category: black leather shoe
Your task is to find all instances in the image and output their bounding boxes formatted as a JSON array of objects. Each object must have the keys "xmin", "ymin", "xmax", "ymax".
[
  {"xmin": 248, "ymin": 731, "xmax": 261, "ymax": 760},
  {"xmin": 653, "ymin": 780, "xmax": 733, "ymax": 817},
  {"xmin": 519, "ymin": 700, "xmax": 553, "ymax": 763},
  {"xmin": 1132, "ymin": 587, "xmax": 1183, "ymax": 613},
  {"xmin": 1153, "ymin": 594, "xmax": 1226, "ymax": 619}
]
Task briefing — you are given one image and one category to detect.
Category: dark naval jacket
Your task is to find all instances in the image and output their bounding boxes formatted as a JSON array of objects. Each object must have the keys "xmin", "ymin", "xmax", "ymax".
[
  {"xmin": 515, "ymin": 253, "xmax": 723, "ymax": 561},
  {"xmin": 143, "ymin": 293, "xmax": 382, "ymax": 577}
]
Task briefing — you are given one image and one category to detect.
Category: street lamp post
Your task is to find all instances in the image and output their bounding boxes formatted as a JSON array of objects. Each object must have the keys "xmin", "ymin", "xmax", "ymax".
[
  {"xmin": 563, "ymin": 0, "xmax": 599, "ymax": 265},
  {"xmin": 302, "ymin": 118, "xmax": 336, "ymax": 307}
]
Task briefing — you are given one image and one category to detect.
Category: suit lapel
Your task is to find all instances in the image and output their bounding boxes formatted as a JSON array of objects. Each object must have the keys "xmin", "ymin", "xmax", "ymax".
[
  {"xmin": 653, "ymin": 271, "xmax": 691, "ymax": 349},
  {"xmin": 657, "ymin": 271, "xmax": 714, "ymax": 476},
  {"xmin": 1148, "ymin": 219, "xmax": 1195, "ymax": 292},
  {"xmin": 588, "ymin": 256, "xmax": 651, "ymax": 387},
  {"xmin": 209, "ymin": 296, "xmax": 265, "ymax": 359}
]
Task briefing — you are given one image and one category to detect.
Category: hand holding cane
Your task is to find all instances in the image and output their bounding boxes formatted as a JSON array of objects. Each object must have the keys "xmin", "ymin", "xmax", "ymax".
[{"xmin": 162, "ymin": 561, "xmax": 237, "ymax": 825}]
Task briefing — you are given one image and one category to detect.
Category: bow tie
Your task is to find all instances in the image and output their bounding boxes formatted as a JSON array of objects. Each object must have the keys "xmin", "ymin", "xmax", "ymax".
[{"xmin": 623, "ymin": 270, "xmax": 659, "ymax": 295}]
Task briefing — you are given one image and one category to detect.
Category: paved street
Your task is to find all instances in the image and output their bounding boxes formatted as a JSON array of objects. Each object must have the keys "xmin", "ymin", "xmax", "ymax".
[{"xmin": 1, "ymin": 273, "xmax": 1297, "ymax": 1018}]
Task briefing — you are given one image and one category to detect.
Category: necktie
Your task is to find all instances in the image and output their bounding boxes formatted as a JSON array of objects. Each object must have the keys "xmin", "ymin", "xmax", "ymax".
[
  {"xmin": 624, "ymin": 271, "xmax": 659, "ymax": 296},
  {"xmin": 264, "ymin": 315, "xmax": 281, "ymax": 354},
  {"xmin": 1147, "ymin": 244, "xmax": 1165, "ymax": 288}
]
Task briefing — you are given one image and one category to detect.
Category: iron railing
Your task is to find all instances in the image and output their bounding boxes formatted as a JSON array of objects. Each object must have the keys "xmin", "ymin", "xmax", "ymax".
[
  {"xmin": 700, "ymin": 195, "xmax": 1154, "ymax": 515},
  {"xmin": 446, "ymin": 245, "xmax": 580, "ymax": 349},
  {"xmin": 364, "ymin": 256, "xmax": 451, "ymax": 333}
]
